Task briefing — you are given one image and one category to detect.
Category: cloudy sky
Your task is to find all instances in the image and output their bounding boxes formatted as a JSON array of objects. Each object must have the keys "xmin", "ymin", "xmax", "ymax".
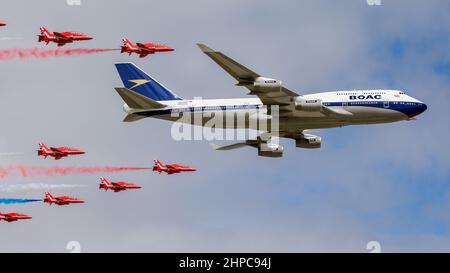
[{"xmin": 0, "ymin": 0, "xmax": 449, "ymax": 252}]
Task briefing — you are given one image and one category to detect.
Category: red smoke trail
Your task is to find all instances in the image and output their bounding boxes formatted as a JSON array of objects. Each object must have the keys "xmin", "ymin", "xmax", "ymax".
[
  {"xmin": 0, "ymin": 166, "xmax": 150, "ymax": 179},
  {"xmin": 0, "ymin": 48, "xmax": 119, "ymax": 60}
]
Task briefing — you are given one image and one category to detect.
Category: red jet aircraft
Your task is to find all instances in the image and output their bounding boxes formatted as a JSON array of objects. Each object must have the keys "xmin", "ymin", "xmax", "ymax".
[
  {"xmin": 37, "ymin": 27, "xmax": 92, "ymax": 46},
  {"xmin": 99, "ymin": 177, "xmax": 141, "ymax": 192},
  {"xmin": 43, "ymin": 192, "xmax": 85, "ymax": 206},
  {"xmin": 152, "ymin": 160, "xmax": 196, "ymax": 175},
  {"xmin": 0, "ymin": 212, "xmax": 32, "ymax": 222},
  {"xmin": 120, "ymin": 38, "xmax": 174, "ymax": 58},
  {"xmin": 37, "ymin": 142, "xmax": 85, "ymax": 160},
  {"xmin": 0, "ymin": 22, "xmax": 6, "ymax": 27}
]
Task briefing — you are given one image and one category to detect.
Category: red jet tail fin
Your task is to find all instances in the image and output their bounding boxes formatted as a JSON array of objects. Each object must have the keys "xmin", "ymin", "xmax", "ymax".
[
  {"xmin": 154, "ymin": 160, "xmax": 166, "ymax": 170},
  {"xmin": 45, "ymin": 192, "xmax": 56, "ymax": 202},
  {"xmin": 40, "ymin": 27, "xmax": 54, "ymax": 38},
  {"xmin": 122, "ymin": 38, "xmax": 137, "ymax": 50},
  {"xmin": 100, "ymin": 177, "xmax": 111, "ymax": 186},
  {"xmin": 39, "ymin": 142, "xmax": 52, "ymax": 153}
]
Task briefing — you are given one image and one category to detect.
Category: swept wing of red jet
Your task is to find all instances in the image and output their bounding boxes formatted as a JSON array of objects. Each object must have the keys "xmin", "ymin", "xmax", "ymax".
[
  {"xmin": 152, "ymin": 160, "xmax": 196, "ymax": 175},
  {"xmin": 37, "ymin": 142, "xmax": 85, "ymax": 160},
  {"xmin": 99, "ymin": 177, "xmax": 141, "ymax": 192},
  {"xmin": 43, "ymin": 192, "xmax": 84, "ymax": 206},
  {"xmin": 120, "ymin": 38, "xmax": 174, "ymax": 58},
  {"xmin": 0, "ymin": 212, "xmax": 32, "ymax": 222},
  {"xmin": 37, "ymin": 27, "xmax": 92, "ymax": 47}
]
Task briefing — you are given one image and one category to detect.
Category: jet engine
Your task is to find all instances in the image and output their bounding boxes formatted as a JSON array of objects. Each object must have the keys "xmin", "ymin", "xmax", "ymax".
[
  {"xmin": 253, "ymin": 77, "xmax": 282, "ymax": 91},
  {"xmin": 295, "ymin": 134, "xmax": 322, "ymax": 149},
  {"xmin": 294, "ymin": 98, "xmax": 323, "ymax": 112},
  {"xmin": 258, "ymin": 143, "xmax": 284, "ymax": 157}
]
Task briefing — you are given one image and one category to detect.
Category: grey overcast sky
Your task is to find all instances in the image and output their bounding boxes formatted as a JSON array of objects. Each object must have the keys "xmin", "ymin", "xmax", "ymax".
[{"xmin": 1, "ymin": 0, "xmax": 450, "ymax": 252}]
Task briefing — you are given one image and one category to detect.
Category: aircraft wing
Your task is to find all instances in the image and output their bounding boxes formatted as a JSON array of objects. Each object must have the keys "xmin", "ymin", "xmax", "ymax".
[
  {"xmin": 50, "ymin": 147, "xmax": 67, "ymax": 155},
  {"xmin": 165, "ymin": 164, "xmax": 176, "ymax": 170},
  {"xmin": 111, "ymin": 182, "xmax": 124, "ymax": 189},
  {"xmin": 210, "ymin": 142, "xmax": 249, "ymax": 150},
  {"xmin": 166, "ymin": 164, "xmax": 183, "ymax": 171},
  {"xmin": 53, "ymin": 32, "xmax": 72, "ymax": 41},
  {"xmin": 210, "ymin": 139, "xmax": 265, "ymax": 151},
  {"xmin": 197, "ymin": 43, "xmax": 299, "ymax": 106},
  {"xmin": 136, "ymin": 43, "xmax": 154, "ymax": 53}
]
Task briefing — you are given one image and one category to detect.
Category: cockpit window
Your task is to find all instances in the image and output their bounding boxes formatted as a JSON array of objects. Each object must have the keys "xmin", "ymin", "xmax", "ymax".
[{"xmin": 399, "ymin": 91, "xmax": 405, "ymax": 95}]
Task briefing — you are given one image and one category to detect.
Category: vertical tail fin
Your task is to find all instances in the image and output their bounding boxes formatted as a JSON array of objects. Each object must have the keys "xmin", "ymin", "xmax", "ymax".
[
  {"xmin": 39, "ymin": 142, "xmax": 51, "ymax": 153},
  {"xmin": 45, "ymin": 192, "xmax": 55, "ymax": 201},
  {"xmin": 122, "ymin": 38, "xmax": 137, "ymax": 50},
  {"xmin": 115, "ymin": 63, "xmax": 182, "ymax": 101},
  {"xmin": 40, "ymin": 27, "xmax": 53, "ymax": 38},
  {"xmin": 154, "ymin": 160, "xmax": 166, "ymax": 169},
  {"xmin": 100, "ymin": 177, "xmax": 110, "ymax": 186}
]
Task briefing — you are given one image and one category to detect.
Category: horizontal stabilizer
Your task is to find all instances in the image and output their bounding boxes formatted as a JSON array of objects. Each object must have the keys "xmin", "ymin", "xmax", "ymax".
[
  {"xmin": 114, "ymin": 87, "xmax": 166, "ymax": 109},
  {"xmin": 123, "ymin": 114, "xmax": 146, "ymax": 122}
]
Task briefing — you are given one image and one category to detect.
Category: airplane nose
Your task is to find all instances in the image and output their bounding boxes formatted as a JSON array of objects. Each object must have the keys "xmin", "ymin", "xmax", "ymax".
[
  {"xmin": 418, "ymin": 103, "xmax": 427, "ymax": 115},
  {"xmin": 409, "ymin": 103, "xmax": 428, "ymax": 117}
]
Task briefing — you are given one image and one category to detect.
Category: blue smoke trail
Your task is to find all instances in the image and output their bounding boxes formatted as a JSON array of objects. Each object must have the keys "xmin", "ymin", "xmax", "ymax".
[{"xmin": 0, "ymin": 198, "xmax": 41, "ymax": 204}]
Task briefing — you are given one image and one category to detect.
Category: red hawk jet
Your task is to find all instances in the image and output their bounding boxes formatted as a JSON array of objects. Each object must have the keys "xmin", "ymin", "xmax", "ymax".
[
  {"xmin": 152, "ymin": 160, "xmax": 196, "ymax": 175},
  {"xmin": 43, "ymin": 192, "xmax": 85, "ymax": 206},
  {"xmin": 0, "ymin": 22, "xmax": 6, "ymax": 27},
  {"xmin": 120, "ymin": 38, "xmax": 174, "ymax": 58},
  {"xmin": 37, "ymin": 142, "xmax": 85, "ymax": 160},
  {"xmin": 99, "ymin": 177, "xmax": 141, "ymax": 192},
  {"xmin": 0, "ymin": 212, "xmax": 32, "ymax": 222},
  {"xmin": 37, "ymin": 27, "xmax": 92, "ymax": 46}
]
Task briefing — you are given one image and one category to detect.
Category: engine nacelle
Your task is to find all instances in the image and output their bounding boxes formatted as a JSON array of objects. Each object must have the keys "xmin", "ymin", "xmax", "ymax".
[
  {"xmin": 253, "ymin": 77, "xmax": 282, "ymax": 92},
  {"xmin": 258, "ymin": 143, "xmax": 284, "ymax": 157},
  {"xmin": 294, "ymin": 97, "xmax": 323, "ymax": 112},
  {"xmin": 295, "ymin": 134, "xmax": 322, "ymax": 149}
]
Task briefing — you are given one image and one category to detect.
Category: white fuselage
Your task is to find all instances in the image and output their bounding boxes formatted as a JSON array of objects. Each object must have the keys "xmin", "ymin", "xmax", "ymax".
[{"xmin": 125, "ymin": 89, "xmax": 427, "ymax": 131}]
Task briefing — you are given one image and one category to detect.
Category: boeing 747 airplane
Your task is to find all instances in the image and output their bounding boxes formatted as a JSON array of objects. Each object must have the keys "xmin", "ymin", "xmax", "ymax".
[{"xmin": 113, "ymin": 44, "xmax": 427, "ymax": 157}]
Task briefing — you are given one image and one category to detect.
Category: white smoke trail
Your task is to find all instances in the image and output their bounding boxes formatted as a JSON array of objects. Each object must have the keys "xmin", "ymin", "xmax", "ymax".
[
  {"xmin": 0, "ymin": 183, "xmax": 86, "ymax": 193},
  {"xmin": 0, "ymin": 37, "xmax": 22, "ymax": 41},
  {"xmin": 0, "ymin": 152, "xmax": 23, "ymax": 156}
]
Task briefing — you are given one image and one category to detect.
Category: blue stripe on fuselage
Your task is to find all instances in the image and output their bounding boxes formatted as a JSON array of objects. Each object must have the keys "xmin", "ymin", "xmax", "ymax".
[
  {"xmin": 133, "ymin": 101, "xmax": 427, "ymax": 118},
  {"xmin": 324, "ymin": 101, "xmax": 427, "ymax": 117}
]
